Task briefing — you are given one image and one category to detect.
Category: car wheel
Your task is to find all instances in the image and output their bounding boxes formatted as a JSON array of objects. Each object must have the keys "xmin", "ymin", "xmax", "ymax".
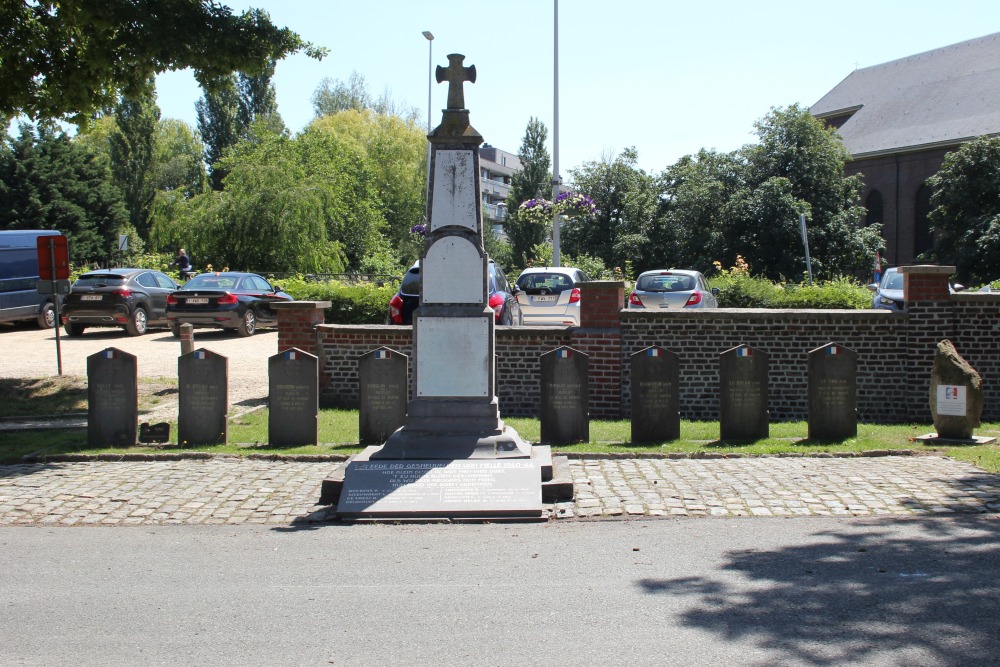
[
  {"xmin": 237, "ymin": 309, "xmax": 257, "ymax": 337},
  {"xmin": 170, "ymin": 323, "xmax": 181, "ymax": 338},
  {"xmin": 37, "ymin": 302, "xmax": 55, "ymax": 329},
  {"xmin": 125, "ymin": 307, "xmax": 148, "ymax": 336},
  {"xmin": 64, "ymin": 322, "xmax": 86, "ymax": 337}
]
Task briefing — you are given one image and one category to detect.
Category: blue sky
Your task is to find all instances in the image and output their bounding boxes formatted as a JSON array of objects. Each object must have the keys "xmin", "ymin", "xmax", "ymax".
[{"xmin": 154, "ymin": 0, "xmax": 1000, "ymax": 175}]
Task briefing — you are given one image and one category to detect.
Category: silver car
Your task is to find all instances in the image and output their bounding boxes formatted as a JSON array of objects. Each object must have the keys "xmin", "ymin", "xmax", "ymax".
[
  {"xmin": 515, "ymin": 267, "xmax": 591, "ymax": 325},
  {"xmin": 627, "ymin": 269, "xmax": 719, "ymax": 309}
]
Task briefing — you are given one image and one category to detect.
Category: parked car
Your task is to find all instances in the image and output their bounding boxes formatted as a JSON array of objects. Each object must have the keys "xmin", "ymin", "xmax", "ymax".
[
  {"xmin": 61, "ymin": 268, "xmax": 179, "ymax": 336},
  {"xmin": 0, "ymin": 229, "xmax": 62, "ymax": 328},
  {"xmin": 166, "ymin": 272, "xmax": 292, "ymax": 337},
  {"xmin": 514, "ymin": 266, "xmax": 591, "ymax": 326},
  {"xmin": 627, "ymin": 269, "xmax": 719, "ymax": 310},
  {"xmin": 868, "ymin": 266, "xmax": 964, "ymax": 311},
  {"xmin": 388, "ymin": 260, "xmax": 522, "ymax": 326}
]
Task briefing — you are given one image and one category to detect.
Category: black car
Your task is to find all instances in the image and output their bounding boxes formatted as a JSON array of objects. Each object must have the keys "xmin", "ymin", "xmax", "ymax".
[
  {"xmin": 166, "ymin": 272, "xmax": 292, "ymax": 337},
  {"xmin": 61, "ymin": 268, "xmax": 180, "ymax": 336},
  {"xmin": 388, "ymin": 260, "xmax": 522, "ymax": 326}
]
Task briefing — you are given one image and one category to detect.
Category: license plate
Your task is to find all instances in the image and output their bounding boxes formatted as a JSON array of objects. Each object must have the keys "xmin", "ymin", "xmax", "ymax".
[
  {"xmin": 81, "ymin": 295, "xmax": 102, "ymax": 301},
  {"xmin": 186, "ymin": 297, "xmax": 209, "ymax": 305},
  {"xmin": 533, "ymin": 295, "xmax": 556, "ymax": 302}
]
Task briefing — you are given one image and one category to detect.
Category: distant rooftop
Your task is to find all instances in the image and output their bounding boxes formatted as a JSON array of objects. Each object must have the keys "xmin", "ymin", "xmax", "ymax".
[{"xmin": 811, "ymin": 32, "xmax": 1000, "ymax": 157}]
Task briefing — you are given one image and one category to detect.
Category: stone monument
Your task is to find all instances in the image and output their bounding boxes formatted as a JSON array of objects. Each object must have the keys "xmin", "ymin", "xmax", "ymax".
[
  {"xmin": 630, "ymin": 346, "xmax": 680, "ymax": 443},
  {"xmin": 719, "ymin": 344, "xmax": 769, "ymax": 441},
  {"xmin": 924, "ymin": 339, "xmax": 990, "ymax": 443},
  {"xmin": 328, "ymin": 54, "xmax": 567, "ymax": 518},
  {"xmin": 268, "ymin": 347, "xmax": 318, "ymax": 447},
  {"xmin": 807, "ymin": 343, "xmax": 857, "ymax": 441},
  {"xmin": 87, "ymin": 347, "xmax": 138, "ymax": 447}
]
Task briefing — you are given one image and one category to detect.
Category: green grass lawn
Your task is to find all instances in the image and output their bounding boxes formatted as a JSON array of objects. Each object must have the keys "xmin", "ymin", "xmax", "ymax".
[{"xmin": 5, "ymin": 405, "xmax": 999, "ymax": 473}]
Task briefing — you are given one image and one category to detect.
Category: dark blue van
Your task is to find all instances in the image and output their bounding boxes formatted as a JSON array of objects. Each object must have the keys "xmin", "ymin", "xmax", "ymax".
[{"xmin": 0, "ymin": 229, "xmax": 62, "ymax": 328}]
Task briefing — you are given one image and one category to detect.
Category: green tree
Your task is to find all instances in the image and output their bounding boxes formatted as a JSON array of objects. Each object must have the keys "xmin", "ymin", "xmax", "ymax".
[
  {"xmin": 237, "ymin": 60, "xmax": 285, "ymax": 138},
  {"xmin": 563, "ymin": 147, "xmax": 658, "ymax": 271},
  {"xmin": 311, "ymin": 71, "xmax": 419, "ymax": 123},
  {"xmin": 1, "ymin": 1, "xmax": 324, "ymax": 125},
  {"xmin": 504, "ymin": 117, "xmax": 552, "ymax": 269},
  {"xmin": 151, "ymin": 119, "xmax": 207, "ymax": 198},
  {"xmin": 0, "ymin": 123, "xmax": 127, "ymax": 262},
  {"xmin": 196, "ymin": 77, "xmax": 240, "ymax": 191},
  {"xmin": 925, "ymin": 136, "xmax": 1000, "ymax": 285},
  {"xmin": 109, "ymin": 79, "xmax": 161, "ymax": 237}
]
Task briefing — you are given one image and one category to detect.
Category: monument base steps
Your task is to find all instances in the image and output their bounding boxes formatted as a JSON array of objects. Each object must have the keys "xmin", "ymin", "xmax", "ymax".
[{"xmin": 915, "ymin": 434, "xmax": 997, "ymax": 445}]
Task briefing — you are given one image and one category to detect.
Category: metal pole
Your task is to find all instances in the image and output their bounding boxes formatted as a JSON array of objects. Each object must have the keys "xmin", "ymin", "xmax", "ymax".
[
  {"xmin": 48, "ymin": 238, "xmax": 63, "ymax": 375},
  {"xmin": 551, "ymin": 0, "xmax": 561, "ymax": 267},
  {"xmin": 423, "ymin": 31, "xmax": 434, "ymax": 226},
  {"xmin": 800, "ymin": 213, "xmax": 814, "ymax": 285}
]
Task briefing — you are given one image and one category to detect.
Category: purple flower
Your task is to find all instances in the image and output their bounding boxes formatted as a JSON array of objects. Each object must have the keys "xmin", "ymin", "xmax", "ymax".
[{"xmin": 410, "ymin": 224, "xmax": 426, "ymax": 236}]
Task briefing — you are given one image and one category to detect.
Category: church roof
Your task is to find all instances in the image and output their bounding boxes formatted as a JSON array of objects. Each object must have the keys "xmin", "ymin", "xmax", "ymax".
[{"xmin": 811, "ymin": 32, "xmax": 1000, "ymax": 158}]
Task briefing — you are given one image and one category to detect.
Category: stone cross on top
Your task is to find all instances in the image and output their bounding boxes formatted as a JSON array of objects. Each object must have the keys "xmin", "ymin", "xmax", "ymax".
[{"xmin": 436, "ymin": 53, "xmax": 476, "ymax": 110}]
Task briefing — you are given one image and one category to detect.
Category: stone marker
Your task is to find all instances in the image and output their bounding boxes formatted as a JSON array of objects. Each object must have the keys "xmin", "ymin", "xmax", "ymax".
[
  {"xmin": 719, "ymin": 344, "xmax": 769, "ymax": 440},
  {"xmin": 178, "ymin": 348, "xmax": 228, "ymax": 445},
  {"xmin": 268, "ymin": 347, "xmax": 318, "ymax": 447},
  {"xmin": 540, "ymin": 346, "xmax": 589, "ymax": 445},
  {"xmin": 87, "ymin": 347, "xmax": 137, "ymax": 447},
  {"xmin": 930, "ymin": 339, "xmax": 983, "ymax": 440},
  {"xmin": 808, "ymin": 343, "xmax": 858, "ymax": 440},
  {"xmin": 139, "ymin": 422, "xmax": 170, "ymax": 444},
  {"xmin": 630, "ymin": 346, "xmax": 680, "ymax": 443},
  {"xmin": 358, "ymin": 347, "xmax": 408, "ymax": 445}
]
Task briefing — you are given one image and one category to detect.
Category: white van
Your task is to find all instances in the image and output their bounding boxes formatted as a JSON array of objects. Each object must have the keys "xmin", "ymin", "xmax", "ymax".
[{"xmin": 0, "ymin": 229, "xmax": 62, "ymax": 327}]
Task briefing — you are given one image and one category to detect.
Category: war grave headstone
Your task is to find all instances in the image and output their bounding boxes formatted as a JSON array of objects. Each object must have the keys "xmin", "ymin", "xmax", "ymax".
[
  {"xmin": 719, "ymin": 344, "xmax": 769, "ymax": 440},
  {"xmin": 807, "ymin": 343, "xmax": 858, "ymax": 440},
  {"xmin": 540, "ymin": 346, "xmax": 590, "ymax": 445},
  {"xmin": 358, "ymin": 347, "xmax": 408, "ymax": 445},
  {"xmin": 178, "ymin": 348, "xmax": 228, "ymax": 446},
  {"xmin": 87, "ymin": 347, "xmax": 137, "ymax": 447},
  {"xmin": 268, "ymin": 347, "xmax": 318, "ymax": 447},
  {"xmin": 630, "ymin": 346, "xmax": 680, "ymax": 443},
  {"xmin": 330, "ymin": 53, "xmax": 566, "ymax": 519},
  {"xmin": 918, "ymin": 339, "xmax": 994, "ymax": 444}
]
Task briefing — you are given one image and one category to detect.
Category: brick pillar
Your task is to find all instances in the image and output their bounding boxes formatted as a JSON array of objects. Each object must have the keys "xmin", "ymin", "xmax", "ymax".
[
  {"xmin": 900, "ymin": 266, "xmax": 956, "ymax": 421},
  {"xmin": 573, "ymin": 281, "xmax": 624, "ymax": 419},
  {"xmin": 274, "ymin": 301, "xmax": 330, "ymax": 358}
]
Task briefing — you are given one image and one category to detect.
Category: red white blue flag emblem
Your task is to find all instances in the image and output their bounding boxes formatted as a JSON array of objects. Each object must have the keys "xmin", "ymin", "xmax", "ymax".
[
  {"xmin": 102, "ymin": 349, "xmax": 115, "ymax": 359},
  {"xmin": 194, "ymin": 350, "xmax": 206, "ymax": 360},
  {"xmin": 647, "ymin": 348, "xmax": 661, "ymax": 357},
  {"xmin": 285, "ymin": 350, "xmax": 297, "ymax": 360},
  {"xmin": 557, "ymin": 348, "xmax": 572, "ymax": 359},
  {"xmin": 375, "ymin": 349, "xmax": 390, "ymax": 360},
  {"xmin": 737, "ymin": 347, "xmax": 752, "ymax": 357}
]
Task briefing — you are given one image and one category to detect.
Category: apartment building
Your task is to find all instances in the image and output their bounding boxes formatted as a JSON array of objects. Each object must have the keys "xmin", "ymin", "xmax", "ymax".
[{"xmin": 479, "ymin": 144, "xmax": 522, "ymax": 238}]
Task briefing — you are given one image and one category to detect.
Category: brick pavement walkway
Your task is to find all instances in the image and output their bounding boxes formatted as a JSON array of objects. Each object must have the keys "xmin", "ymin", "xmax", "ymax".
[{"xmin": 1, "ymin": 456, "xmax": 999, "ymax": 526}]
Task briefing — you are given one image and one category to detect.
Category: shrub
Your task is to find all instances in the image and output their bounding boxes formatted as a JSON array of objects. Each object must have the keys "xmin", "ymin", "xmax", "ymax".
[
  {"xmin": 708, "ymin": 256, "xmax": 870, "ymax": 309},
  {"xmin": 279, "ymin": 276, "xmax": 396, "ymax": 324}
]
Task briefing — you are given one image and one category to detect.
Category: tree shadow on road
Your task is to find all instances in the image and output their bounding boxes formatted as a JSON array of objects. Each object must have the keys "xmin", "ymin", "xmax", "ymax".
[{"xmin": 638, "ymin": 515, "xmax": 1000, "ymax": 666}]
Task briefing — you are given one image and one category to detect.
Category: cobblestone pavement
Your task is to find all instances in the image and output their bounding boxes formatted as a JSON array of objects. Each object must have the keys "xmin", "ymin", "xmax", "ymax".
[{"xmin": 1, "ymin": 456, "xmax": 999, "ymax": 526}]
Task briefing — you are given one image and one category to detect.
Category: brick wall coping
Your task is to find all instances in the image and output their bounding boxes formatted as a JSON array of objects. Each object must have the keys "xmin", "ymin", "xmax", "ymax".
[
  {"xmin": 581, "ymin": 280, "xmax": 627, "ymax": 288},
  {"xmin": 898, "ymin": 265, "xmax": 956, "ymax": 276},
  {"xmin": 620, "ymin": 308, "xmax": 904, "ymax": 322},
  {"xmin": 273, "ymin": 301, "xmax": 332, "ymax": 310},
  {"xmin": 317, "ymin": 323, "xmax": 573, "ymax": 337},
  {"xmin": 950, "ymin": 291, "xmax": 1000, "ymax": 303}
]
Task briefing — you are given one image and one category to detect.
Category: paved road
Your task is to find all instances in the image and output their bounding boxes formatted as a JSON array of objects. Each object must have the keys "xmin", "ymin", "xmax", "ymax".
[
  {"xmin": 3, "ymin": 455, "xmax": 999, "ymax": 525},
  {"xmin": 2, "ymin": 518, "xmax": 999, "ymax": 666}
]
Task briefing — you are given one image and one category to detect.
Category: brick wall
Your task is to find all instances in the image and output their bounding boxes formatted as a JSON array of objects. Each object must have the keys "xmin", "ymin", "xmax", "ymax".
[{"xmin": 282, "ymin": 267, "xmax": 1000, "ymax": 423}]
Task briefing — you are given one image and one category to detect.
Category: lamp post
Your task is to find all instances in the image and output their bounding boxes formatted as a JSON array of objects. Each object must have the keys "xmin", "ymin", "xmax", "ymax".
[
  {"xmin": 422, "ymin": 31, "xmax": 434, "ymax": 224},
  {"xmin": 551, "ymin": 0, "xmax": 561, "ymax": 267}
]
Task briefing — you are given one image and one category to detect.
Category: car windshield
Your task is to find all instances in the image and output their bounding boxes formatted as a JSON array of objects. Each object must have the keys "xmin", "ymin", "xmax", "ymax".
[
  {"xmin": 517, "ymin": 273, "xmax": 574, "ymax": 292},
  {"xmin": 400, "ymin": 268, "xmax": 420, "ymax": 295},
  {"xmin": 883, "ymin": 272, "xmax": 904, "ymax": 290},
  {"xmin": 183, "ymin": 275, "xmax": 239, "ymax": 290},
  {"xmin": 636, "ymin": 274, "xmax": 694, "ymax": 292},
  {"xmin": 74, "ymin": 274, "xmax": 126, "ymax": 287}
]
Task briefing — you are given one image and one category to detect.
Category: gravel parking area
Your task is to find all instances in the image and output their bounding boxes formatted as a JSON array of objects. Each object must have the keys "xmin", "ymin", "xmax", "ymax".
[{"xmin": 1, "ymin": 324, "xmax": 278, "ymax": 420}]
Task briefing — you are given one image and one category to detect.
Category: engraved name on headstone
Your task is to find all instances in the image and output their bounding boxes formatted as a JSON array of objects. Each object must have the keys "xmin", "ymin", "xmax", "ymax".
[
  {"xmin": 87, "ymin": 347, "xmax": 138, "ymax": 447},
  {"xmin": 808, "ymin": 343, "xmax": 858, "ymax": 440},
  {"xmin": 358, "ymin": 347, "xmax": 408, "ymax": 445},
  {"xmin": 630, "ymin": 346, "xmax": 680, "ymax": 443},
  {"xmin": 540, "ymin": 346, "xmax": 589, "ymax": 445},
  {"xmin": 719, "ymin": 344, "xmax": 769, "ymax": 440},
  {"xmin": 268, "ymin": 347, "xmax": 318, "ymax": 447},
  {"xmin": 178, "ymin": 348, "xmax": 228, "ymax": 445}
]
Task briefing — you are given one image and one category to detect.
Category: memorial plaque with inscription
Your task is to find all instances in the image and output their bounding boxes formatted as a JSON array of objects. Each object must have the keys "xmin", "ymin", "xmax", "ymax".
[
  {"xmin": 631, "ymin": 346, "xmax": 680, "ymax": 443},
  {"xmin": 87, "ymin": 348, "xmax": 138, "ymax": 447},
  {"xmin": 337, "ymin": 459, "xmax": 542, "ymax": 518},
  {"xmin": 719, "ymin": 345, "xmax": 769, "ymax": 440},
  {"xmin": 358, "ymin": 347, "xmax": 408, "ymax": 445},
  {"xmin": 269, "ymin": 348, "xmax": 318, "ymax": 447},
  {"xmin": 808, "ymin": 343, "xmax": 857, "ymax": 440},
  {"xmin": 178, "ymin": 348, "xmax": 228, "ymax": 445},
  {"xmin": 540, "ymin": 346, "xmax": 589, "ymax": 445}
]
